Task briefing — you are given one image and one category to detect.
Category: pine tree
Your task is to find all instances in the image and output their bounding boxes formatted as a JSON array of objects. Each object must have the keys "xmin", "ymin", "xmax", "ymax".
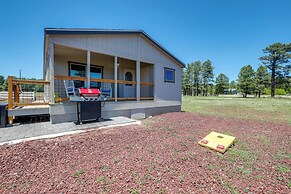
[
  {"xmin": 255, "ymin": 66, "xmax": 270, "ymax": 98},
  {"xmin": 193, "ymin": 61, "xmax": 202, "ymax": 96},
  {"xmin": 259, "ymin": 43, "xmax": 291, "ymax": 97},
  {"xmin": 201, "ymin": 60, "xmax": 214, "ymax": 96},
  {"xmin": 215, "ymin": 73, "xmax": 229, "ymax": 94},
  {"xmin": 229, "ymin": 80, "xmax": 237, "ymax": 95},
  {"xmin": 237, "ymin": 65, "xmax": 255, "ymax": 97}
]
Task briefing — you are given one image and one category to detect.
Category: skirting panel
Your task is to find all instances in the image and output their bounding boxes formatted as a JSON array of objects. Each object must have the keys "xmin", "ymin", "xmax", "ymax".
[{"xmin": 50, "ymin": 102, "xmax": 181, "ymax": 124}]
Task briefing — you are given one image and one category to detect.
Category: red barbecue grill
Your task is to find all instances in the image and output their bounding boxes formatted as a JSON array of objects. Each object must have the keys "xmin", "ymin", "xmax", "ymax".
[
  {"xmin": 79, "ymin": 88, "xmax": 101, "ymax": 101},
  {"xmin": 63, "ymin": 80, "xmax": 108, "ymax": 124}
]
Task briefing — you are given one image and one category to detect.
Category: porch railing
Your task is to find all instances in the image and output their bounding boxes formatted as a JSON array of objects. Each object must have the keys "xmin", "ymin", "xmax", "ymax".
[
  {"xmin": 7, "ymin": 76, "xmax": 51, "ymax": 109},
  {"xmin": 54, "ymin": 75, "xmax": 154, "ymax": 102},
  {"xmin": 6, "ymin": 76, "xmax": 51, "ymax": 124}
]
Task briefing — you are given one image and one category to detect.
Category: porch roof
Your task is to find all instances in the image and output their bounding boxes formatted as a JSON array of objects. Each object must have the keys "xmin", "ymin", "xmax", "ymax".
[{"xmin": 44, "ymin": 28, "xmax": 185, "ymax": 68}]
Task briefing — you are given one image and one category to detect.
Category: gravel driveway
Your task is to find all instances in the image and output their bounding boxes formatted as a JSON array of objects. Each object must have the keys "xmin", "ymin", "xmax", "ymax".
[{"xmin": 0, "ymin": 112, "xmax": 290, "ymax": 193}]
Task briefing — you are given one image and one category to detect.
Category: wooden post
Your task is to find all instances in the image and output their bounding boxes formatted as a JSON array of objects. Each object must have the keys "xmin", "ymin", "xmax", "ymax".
[
  {"xmin": 87, "ymin": 50, "xmax": 91, "ymax": 88},
  {"xmin": 114, "ymin": 56, "xmax": 118, "ymax": 102},
  {"xmin": 136, "ymin": 60, "xmax": 140, "ymax": 101},
  {"xmin": 7, "ymin": 76, "xmax": 13, "ymax": 124},
  {"xmin": 14, "ymin": 84, "xmax": 20, "ymax": 103}
]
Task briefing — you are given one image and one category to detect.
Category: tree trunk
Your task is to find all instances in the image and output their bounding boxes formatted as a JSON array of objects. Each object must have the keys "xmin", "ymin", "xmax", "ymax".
[
  {"xmin": 197, "ymin": 83, "xmax": 199, "ymax": 96},
  {"xmin": 205, "ymin": 85, "xmax": 208, "ymax": 96},
  {"xmin": 205, "ymin": 83, "xmax": 207, "ymax": 96},
  {"xmin": 271, "ymin": 67, "xmax": 276, "ymax": 97},
  {"xmin": 258, "ymin": 90, "xmax": 261, "ymax": 98},
  {"xmin": 244, "ymin": 86, "xmax": 248, "ymax": 98}
]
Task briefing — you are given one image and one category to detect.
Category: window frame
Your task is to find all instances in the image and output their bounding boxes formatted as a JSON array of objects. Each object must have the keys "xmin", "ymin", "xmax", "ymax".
[
  {"xmin": 68, "ymin": 61, "xmax": 104, "ymax": 88},
  {"xmin": 164, "ymin": 67, "xmax": 175, "ymax": 83},
  {"xmin": 68, "ymin": 61, "xmax": 103, "ymax": 78}
]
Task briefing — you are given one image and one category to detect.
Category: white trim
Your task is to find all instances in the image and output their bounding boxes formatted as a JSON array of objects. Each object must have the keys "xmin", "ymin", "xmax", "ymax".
[
  {"xmin": 136, "ymin": 60, "xmax": 140, "ymax": 101},
  {"xmin": 114, "ymin": 56, "xmax": 118, "ymax": 102},
  {"xmin": 154, "ymin": 63, "xmax": 157, "ymax": 101},
  {"xmin": 87, "ymin": 50, "xmax": 91, "ymax": 88},
  {"xmin": 49, "ymin": 42, "xmax": 55, "ymax": 103}
]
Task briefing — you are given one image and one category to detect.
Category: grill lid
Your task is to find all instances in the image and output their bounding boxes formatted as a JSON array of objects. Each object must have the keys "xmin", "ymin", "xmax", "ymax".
[{"xmin": 79, "ymin": 88, "xmax": 100, "ymax": 95}]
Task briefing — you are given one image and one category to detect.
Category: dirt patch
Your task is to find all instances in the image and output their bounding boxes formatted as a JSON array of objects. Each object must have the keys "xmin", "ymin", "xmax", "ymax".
[{"xmin": 1, "ymin": 112, "xmax": 290, "ymax": 193}]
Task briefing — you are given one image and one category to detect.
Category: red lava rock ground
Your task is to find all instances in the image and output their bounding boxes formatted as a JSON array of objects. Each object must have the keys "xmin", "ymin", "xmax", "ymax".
[{"xmin": 0, "ymin": 112, "xmax": 290, "ymax": 193}]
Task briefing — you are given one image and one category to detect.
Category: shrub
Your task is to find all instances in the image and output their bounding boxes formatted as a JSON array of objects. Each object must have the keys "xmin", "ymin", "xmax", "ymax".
[
  {"xmin": 263, "ymin": 88, "xmax": 286, "ymax": 95},
  {"xmin": 263, "ymin": 88, "xmax": 271, "ymax": 95},
  {"xmin": 275, "ymin": 88, "xmax": 286, "ymax": 95}
]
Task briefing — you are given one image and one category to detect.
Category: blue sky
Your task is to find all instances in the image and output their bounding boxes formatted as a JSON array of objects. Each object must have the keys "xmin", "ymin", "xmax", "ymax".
[{"xmin": 0, "ymin": 0, "xmax": 290, "ymax": 81}]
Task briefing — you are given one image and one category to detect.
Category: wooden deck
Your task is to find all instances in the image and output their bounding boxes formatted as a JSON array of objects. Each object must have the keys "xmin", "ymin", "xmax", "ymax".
[{"xmin": 8, "ymin": 105, "xmax": 50, "ymax": 117}]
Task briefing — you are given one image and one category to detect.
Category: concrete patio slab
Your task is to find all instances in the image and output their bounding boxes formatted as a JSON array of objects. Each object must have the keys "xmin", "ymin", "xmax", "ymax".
[{"xmin": 0, "ymin": 117, "xmax": 140, "ymax": 145}]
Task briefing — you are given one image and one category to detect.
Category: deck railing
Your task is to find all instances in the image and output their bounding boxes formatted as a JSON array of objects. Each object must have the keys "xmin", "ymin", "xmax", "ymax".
[
  {"xmin": 7, "ymin": 76, "xmax": 51, "ymax": 124},
  {"xmin": 6, "ymin": 75, "xmax": 154, "ymax": 110},
  {"xmin": 7, "ymin": 76, "xmax": 51, "ymax": 109},
  {"xmin": 54, "ymin": 75, "xmax": 154, "ymax": 101}
]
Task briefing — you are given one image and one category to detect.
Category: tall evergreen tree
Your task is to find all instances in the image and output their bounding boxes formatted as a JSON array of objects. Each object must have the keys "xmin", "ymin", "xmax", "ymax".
[
  {"xmin": 187, "ymin": 62, "xmax": 194, "ymax": 96},
  {"xmin": 237, "ymin": 65, "xmax": 255, "ymax": 97},
  {"xmin": 215, "ymin": 73, "xmax": 229, "ymax": 94},
  {"xmin": 182, "ymin": 63, "xmax": 193, "ymax": 96},
  {"xmin": 193, "ymin": 61, "xmax": 202, "ymax": 96},
  {"xmin": 229, "ymin": 80, "xmax": 237, "ymax": 94},
  {"xmin": 201, "ymin": 60, "xmax": 214, "ymax": 96},
  {"xmin": 208, "ymin": 83, "xmax": 216, "ymax": 95},
  {"xmin": 255, "ymin": 65, "xmax": 270, "ymax": 98},
  {"xmin": 259, "ymin": 43, "xmax": 291, "ymax": 97},
  {"xmin": 182, "ymin": 66, "xmax": 190, "ymax": 95}
]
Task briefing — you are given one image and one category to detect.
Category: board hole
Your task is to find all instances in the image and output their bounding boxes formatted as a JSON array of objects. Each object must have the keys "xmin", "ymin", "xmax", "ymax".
[{"xmin": 217, "ymin": 135, "xmax": 224, "ymax": 138}]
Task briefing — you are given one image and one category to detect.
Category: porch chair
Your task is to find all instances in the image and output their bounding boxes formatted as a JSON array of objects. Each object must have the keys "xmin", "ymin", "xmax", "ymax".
[
  {"xmin": 63, "ymin": 80, "xmax": 78, "ymax": 97},
  {"xmin": 100, "ymin": 82, "xmax": 112, "ymax": 99}
]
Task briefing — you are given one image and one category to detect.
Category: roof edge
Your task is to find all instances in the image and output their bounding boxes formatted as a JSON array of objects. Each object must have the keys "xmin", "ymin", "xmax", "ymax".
[{"xmin": 44, "ymin": 28, "xmax": 185, "ymax": 67}]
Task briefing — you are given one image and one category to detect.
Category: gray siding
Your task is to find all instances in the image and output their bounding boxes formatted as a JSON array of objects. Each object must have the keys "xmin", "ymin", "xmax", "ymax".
[{"xmin": 50, "ymin": 34, "xmax": 182, "ymax": 102}]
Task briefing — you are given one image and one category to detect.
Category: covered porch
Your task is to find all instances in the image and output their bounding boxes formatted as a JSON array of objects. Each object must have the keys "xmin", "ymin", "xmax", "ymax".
[{"xmin": 48, "ymin": 44, "xmax": 154, "ymax": 103}]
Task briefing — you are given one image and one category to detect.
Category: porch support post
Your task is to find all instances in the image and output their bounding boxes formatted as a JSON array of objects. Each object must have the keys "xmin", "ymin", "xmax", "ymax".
[
  {"xmin": 87, "ymin": 50, "xmax": 91, "ymax": 88},
  {"xmin": 49, "ymin": 42, "xmax": 55, "ymax": 104},
  {"xmin": 114, "ymin": 56, "xmax": 118, "ymax": 102},
  {"xmin": 136, "ymin": 60, "xmax": 140, "ymax": 101}
]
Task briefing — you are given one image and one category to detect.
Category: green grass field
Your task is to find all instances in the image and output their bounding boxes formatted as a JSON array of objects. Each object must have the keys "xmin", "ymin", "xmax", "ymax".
[{"xmin": 182, "ymin": 96, "xmax": 291, "ymax": 124}]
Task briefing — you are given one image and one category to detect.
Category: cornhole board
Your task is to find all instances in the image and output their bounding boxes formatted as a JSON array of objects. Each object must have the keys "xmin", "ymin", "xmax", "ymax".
[{"xmin": 198, "ymin": 132, "xmax": 236, "ymax": 153}]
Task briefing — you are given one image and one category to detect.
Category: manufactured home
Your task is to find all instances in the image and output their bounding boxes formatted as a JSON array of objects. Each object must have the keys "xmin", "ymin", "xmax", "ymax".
[{"xmin": 8, "ymin": 28, "xmax": 185, "ymax": 124}]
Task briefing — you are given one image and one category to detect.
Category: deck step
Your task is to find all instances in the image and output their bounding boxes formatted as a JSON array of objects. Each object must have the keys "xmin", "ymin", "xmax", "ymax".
[{"xmin": 8, "ymin": 106, "xmax": 49, "ymax": 116}]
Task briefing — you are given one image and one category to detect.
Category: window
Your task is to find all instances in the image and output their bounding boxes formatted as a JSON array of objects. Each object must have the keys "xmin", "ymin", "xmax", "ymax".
[
  {"xmin": 69, "ymin": 62, "xmax": 103, "ymax": 88},
  {"xmin": 70, "ymin": 64, "xmax": 86, "ymax": 77},
  {"xmin": 90, "ymin": 66, "xmax": 102, "ymax": 88},
  {"xmin": 70, "ymin": 64, "xmax": 86, "ymax": 88},
  {"xmin": 164, "ymin": 67, "xmax": 175, "ymax": 83}
]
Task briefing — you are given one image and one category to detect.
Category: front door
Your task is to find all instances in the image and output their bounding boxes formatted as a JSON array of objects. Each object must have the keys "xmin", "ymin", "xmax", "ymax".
[{"xmin": 123, "ymin": 69, "xmax": 136, "ymax": 98}]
